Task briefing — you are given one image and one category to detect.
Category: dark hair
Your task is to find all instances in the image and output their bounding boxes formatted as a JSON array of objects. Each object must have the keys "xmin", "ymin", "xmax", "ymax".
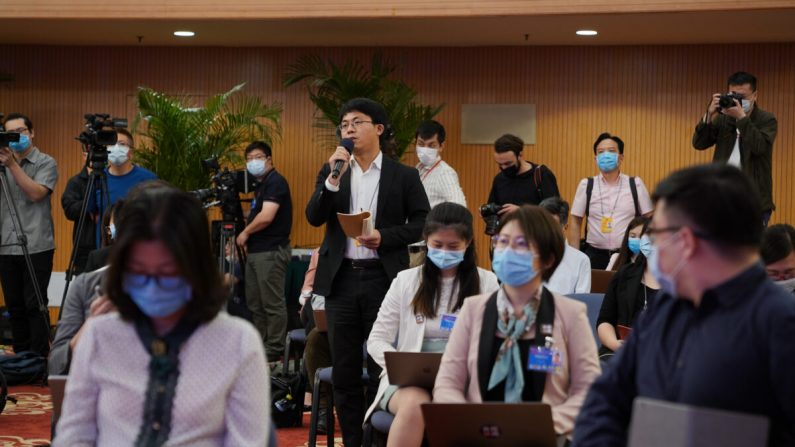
[
  {"xmin": 101, "ymin": 199, "xmax": 126, "ymax": 247},
  {"xmin": 411, "ymin": 202, "xmax": 481, "ymax": 318},
  {"xmin": 727, "ymin": 71, "xmax": 757, "ymax": 91},
  {"xmin": 761, "ymin": 224, "xmax": 795, "ymax": 265},
  {"xmin": 116, "ymin": 128, "xmax": 135, "ymax": 148},
  {"xmin": 494, "ymin": 134, "xmax": 524, "ymax": 156},
  {"xmin": 338, "ymin": 97, "xmax": 396, "ymax": 156},
  {"xmin": 104, "ymin": 181, "xmax": 226, "ymax": 323},
  {"xmin": 539, "ymin": 197, "xmax": 570, "ymax": 227},
  {"xmin": 612, "ymin": 216, "xmax": 651, "ymax": 271},
  {"xmin": 652, "ymin": 164, "xmax": 763, "ymax": 250},
  {"xmin": 496, "ymin": 205, "xmax": 564, "ymax": 281},
  {"xmin": 245, "ymin": 141, "xmax": 272, "ymax": 158},
  {"xmin": 593, "ymin": 132, "xmax": 624, "ymax": 155},
  {"xmin": 2, "ymin": 113, "xmax": 34, "ymax": 132},
  {"xmin": 415, "ymin": 120, "xmax": 446, "ymax": 144}
]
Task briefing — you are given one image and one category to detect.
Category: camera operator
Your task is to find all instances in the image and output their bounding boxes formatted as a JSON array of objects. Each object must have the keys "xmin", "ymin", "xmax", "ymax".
[
  {"xmin": 103, "ymin": 129, "xmax": 157, "ymax": 205},
  {"xmin": 692, "ymin": 71, "xmax": 777, "ymax": 226},
  {"xmin": 0, "ymin": 113, "xmax": 58, "ymax": 356},
  {"xmin": 486, "ymin": 133, "xmax": 560, "ymax": 217},
  {"xmin": 60, "ymin": 146, "xmax": 97, "ymax": 274},
  {"xmin": 235, "ymin": 141, "xmax": 292, "ymax": 363}
]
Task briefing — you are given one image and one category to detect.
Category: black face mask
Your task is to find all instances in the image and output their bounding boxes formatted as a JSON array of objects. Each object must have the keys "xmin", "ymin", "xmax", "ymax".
[{"xmin": 501, "ymin": 164, "xmax": 519, "ymax": 178}]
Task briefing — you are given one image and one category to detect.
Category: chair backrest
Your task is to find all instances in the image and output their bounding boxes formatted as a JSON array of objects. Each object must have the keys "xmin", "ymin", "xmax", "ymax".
[
  {"xmin": 566, "ymin": 293, "xmax": 605, "ymax": 346},
  {"xmin": 590, "ymin": 269, "xmax": 615, "ymax": 293}
]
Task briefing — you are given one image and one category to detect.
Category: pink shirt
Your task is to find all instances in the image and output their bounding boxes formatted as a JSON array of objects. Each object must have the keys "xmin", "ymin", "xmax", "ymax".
[{"xmin": 571, "ymin": 173, "xmax": 653, "ymax": 250}]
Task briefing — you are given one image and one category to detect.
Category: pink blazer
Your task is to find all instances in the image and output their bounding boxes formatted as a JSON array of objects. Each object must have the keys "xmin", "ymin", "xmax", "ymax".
[{"xmin": 433, "ymin": 289, "xmax": 601, "ymax": 437}]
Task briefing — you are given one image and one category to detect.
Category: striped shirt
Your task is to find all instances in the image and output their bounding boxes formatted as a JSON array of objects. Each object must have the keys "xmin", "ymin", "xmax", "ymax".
[{"xmin": 416, "ymin": 159, "xmax": 466, "ymax": 208}]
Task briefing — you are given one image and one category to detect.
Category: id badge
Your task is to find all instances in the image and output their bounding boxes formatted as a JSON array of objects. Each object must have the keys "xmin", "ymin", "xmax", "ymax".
[
  {"xmin": 600, "ymin": 216, "xmax": 614, "ymax": 233},
  {"xmin": 440, "ymin": 314, "xmax": 457, "ymax": 332},
  {"xmin": 528, "ymin": 346, "xmax": 562, "ymax": 374}
]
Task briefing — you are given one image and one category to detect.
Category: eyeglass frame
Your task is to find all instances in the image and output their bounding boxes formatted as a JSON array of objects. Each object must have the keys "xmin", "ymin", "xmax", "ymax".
[
  {"xmin": 338, "ymin": 119, "xmax": 374, "ymax": 132},
  {"xmin": 123, "ymin": 272, "xmax": 187, "ymax": 291},
  {"xmin": 645, "ymin": 225, "xmax": 712, "ymax": 245},
  {"xmin": 490, "ymin": 234, "xmax": 532, "ymax": 253},
  {"xmin": 6, "ymin": 126, "xmax": 30, "ymax": 135}
]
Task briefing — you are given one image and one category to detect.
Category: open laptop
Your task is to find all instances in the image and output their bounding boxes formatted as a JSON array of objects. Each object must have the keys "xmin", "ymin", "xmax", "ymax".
[
  {"xmin": 313, "ymin": 309, "xmax": 328, "ymax": 332},
  {"xmin": 49, "ymin": 375, "xmax": 68, "ymax": 426},
  {"xmin": 422, "ymin": 402, "xmax": 557, "ymax": 447},
  {"xmin": 628, "ymin": 397, "xmax": 769, "ymax": 447},
  {"xmin": 384, "ymin": 352, "xmax": 443, "ymax": 390}
]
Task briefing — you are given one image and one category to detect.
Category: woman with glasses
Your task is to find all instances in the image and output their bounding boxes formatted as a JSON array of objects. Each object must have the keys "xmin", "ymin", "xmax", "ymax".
[
  {"xmin": 366, "ymin": 202, "xmax": 499, "ymax": 447},
  {"xmin": 596, "ymin": 216, "xmax": 659, "ymax": 355},
  {"xmin": 54, "ymin": 183, "xmax": 271, "ymax": 446},
  {"xmin": 434, "ymin": 205, "xmax": 600, "ymax": 443}
]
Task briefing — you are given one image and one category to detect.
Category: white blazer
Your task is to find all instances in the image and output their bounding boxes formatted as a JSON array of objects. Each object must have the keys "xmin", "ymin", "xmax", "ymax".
[{"xmin": 365, "ymin": 266, "xmax": 499, "ymax": 422}]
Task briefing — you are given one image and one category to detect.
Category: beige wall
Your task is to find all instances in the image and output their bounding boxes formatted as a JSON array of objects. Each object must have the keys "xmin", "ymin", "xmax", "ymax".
[{"xmin": 0, "ymin": 43, "xmax": 793, "ymax": 294}]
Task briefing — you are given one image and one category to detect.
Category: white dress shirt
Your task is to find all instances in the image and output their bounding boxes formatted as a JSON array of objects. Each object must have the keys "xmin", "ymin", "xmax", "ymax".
[
  {"xmin": 416, "ymin": 159, "xmax": 466, "ymax": 208},
  {"xmin": 546, "ymin": 243, "xmax": 592, "ymax": 295}
]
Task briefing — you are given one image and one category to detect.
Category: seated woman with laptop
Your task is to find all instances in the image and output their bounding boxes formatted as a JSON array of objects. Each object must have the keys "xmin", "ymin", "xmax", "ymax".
[
  {"xmin": 366, "ymin": 202, "xmax": 499, "ymax": 447},
  {"xmin": 433, "ymin": 205, "xmax": 601, "ymax": 442}
]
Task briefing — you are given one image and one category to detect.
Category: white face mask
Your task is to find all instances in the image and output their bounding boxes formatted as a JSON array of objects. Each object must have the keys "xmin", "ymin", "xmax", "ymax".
[
  {"xmin": 416, "ymin": 146, "xmax": 439, "ymax": 168},
  {"xmin": 774, "ymin": 277, "xmax": 795, "ymax": 294},
  {"xmin": 107, "ymin": 144, "xmax": 130, "ymax": 166},
  {"xmin": 247, "ymin": 158, "xmax": 267, "ymax": 177}
]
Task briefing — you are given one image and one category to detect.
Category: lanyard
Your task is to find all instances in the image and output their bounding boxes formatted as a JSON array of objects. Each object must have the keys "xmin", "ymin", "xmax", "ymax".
[
  {"xmin": 420, "ymin": 159, "xmax": 443, "ymax": 181},
  {"xmin": 597, "ymin": 175, "xmax": 623, "ymax": 218}
]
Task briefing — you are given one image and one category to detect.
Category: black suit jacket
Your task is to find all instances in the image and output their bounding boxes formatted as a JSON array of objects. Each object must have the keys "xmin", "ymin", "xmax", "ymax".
[{"xmin": 305, "ymin": 155, "xmax": 430, "ymax": 296}]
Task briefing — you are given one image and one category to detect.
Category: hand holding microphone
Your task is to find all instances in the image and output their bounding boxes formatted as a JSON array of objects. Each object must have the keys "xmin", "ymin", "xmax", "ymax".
[{"xmin": 329, "ymin": 138, "xmax": 355, "ymax": 182}]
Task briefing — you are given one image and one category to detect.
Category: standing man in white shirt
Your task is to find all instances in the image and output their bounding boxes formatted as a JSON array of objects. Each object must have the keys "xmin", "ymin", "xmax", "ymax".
[
  {"xmin": 414, "ymin": 120, "xmax": 466, "ymax": 208},
  {"xmin": 568, "ymin": 133, "xmax": 653, "ymax": 270},
  {"xmin": 541, "ymin": 197, "xmax": 591, "ymax": 294}
]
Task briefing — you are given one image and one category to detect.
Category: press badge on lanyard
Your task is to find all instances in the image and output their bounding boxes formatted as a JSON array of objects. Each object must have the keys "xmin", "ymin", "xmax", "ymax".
[
  {"xmin": 528, "ymin": 335, "xmax": 562, "ymax": 374},
  {"xmin": 600, "ymin": 216, "xmax": 614, "ymax": 233},
  {"xmin": 440, "ymin": 314, "xmax": 457, "ymax": 332}
]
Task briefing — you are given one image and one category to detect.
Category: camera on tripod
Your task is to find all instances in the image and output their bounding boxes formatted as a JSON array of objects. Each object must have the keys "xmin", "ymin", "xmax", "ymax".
[
  {"xmin": 190, "ymin": 157, "xmax": 256, "ymax": 223},
  {"xmin": 75, "ymin": 113, "xmax": 128, "ymax": 168}
]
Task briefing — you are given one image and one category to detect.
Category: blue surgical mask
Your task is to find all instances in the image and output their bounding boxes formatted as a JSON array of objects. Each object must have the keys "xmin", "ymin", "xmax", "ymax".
[
  {"xmin": 492, "ymin": 248, "xmax": 537, "ymax": 286},
  {"xmin": 596, "ymin": 151, "xmax": 619, "ymax": 172},
  {"xmin": 427, "ymin": 247, "xmax": 465, "ymax": 270},
  {"xmin": 9, "ymin": 134, "xmax": 31, "ymax": 153},
  {"xmin": 107, "ymin": 144, "xmax": 130, "ymax": 166},
  {"xmin": 639, "ymin": 235, "xmax": 652, "ymax": 258},
  {"xmin": 741, "ymin": 99, "xmax": 752, "ymax": 114},
  {"xmin": 123, "ymin": 273, "xmax": 192, "ymax": 318},
  {"xmin": 109, "ymin": 223, "xmax": 117, "ymax": 240},
  {"xmin": 627, "ymin": 237, "xmax": 641, "ymax": 255},
  {"xmin": 647, "ymin": 234, "xmax": 686, "ymax": 296},
  {"xmin": 247, "ymin": 159, "xmax": 267, "ymax": 177}
]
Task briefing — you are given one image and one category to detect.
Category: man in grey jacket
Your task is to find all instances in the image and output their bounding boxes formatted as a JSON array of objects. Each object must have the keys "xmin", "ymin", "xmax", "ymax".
[{"xmin": 48, "ymin": 266, "xmax": 114, "ymax": 375}]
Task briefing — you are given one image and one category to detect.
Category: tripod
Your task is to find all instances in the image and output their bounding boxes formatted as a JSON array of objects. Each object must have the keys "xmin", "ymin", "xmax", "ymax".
[
  {"xmin": 58, "ymin": 156, "xmax": 111, "ymax": 321},
  {"xmin": 0, "ymin": 164, "xmax": 50, "ymax": 353}
]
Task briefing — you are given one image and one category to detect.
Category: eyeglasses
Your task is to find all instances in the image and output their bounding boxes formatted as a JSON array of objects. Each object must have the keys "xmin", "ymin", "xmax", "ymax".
[
  {"xmin": 644, "ymin": 226, "xmax": 681, "ymax": 244},
  {"xmin": 7, "ymin": 127, "xmax": 29, "ymax": 134},
  {"xmin": 124, "ymin": 273, "xmax": 187, "ymax": 291},
  {"xmin": 338, "ymin": 120, "xmax": 373, "ymax": 132},
  {"xmin": 246, "ymin": 154, "xmax": 268, "ymax": 162},
  {"xmin": 491, "ymin": 235, "xmax": 531, "ymax": 253}
]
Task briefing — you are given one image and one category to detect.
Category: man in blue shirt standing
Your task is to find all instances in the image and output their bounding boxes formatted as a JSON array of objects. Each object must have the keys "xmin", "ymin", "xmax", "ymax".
[
  {"xmin": 104, "ymin": 129, "xmax": 157, "ymax": 205},
  {"xmin": 573, "ymin": 164, "xmax": 795, "ymax": 446}
]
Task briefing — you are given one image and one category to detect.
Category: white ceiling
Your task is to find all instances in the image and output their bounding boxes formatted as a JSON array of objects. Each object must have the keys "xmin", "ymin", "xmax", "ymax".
[{"xmin": 0, "ymin": 9, "xmax": 794, "ymax": 46}]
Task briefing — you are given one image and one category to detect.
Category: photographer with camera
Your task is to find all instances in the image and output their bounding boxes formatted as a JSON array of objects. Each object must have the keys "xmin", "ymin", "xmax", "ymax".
[
  {"xmin": 235, "ymin": 141, "xmax": 292, "ymax": 363},
  {"xmin": 482, "ymin": 133, "xmax": 559, "ymax": 235},
  {"xmin": 693, "ymin": 71, "xmax": 777, "ymax": 226},
  {"xmin": 0, "ymin": 113, "xmax": 58, "ymax": 356}
]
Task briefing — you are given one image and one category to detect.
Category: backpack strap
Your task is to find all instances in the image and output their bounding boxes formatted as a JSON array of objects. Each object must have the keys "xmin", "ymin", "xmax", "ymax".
[
  {"xmin": 629, "ymin": 176, "xmax": 641, "ymax": 216},
  {"xmin": 583, "ymin": 177, "xmax": 595, "ymax": 242},
  {"xmin": 532, "ymin": 163, "xmax": 544, "ymax": 199}
]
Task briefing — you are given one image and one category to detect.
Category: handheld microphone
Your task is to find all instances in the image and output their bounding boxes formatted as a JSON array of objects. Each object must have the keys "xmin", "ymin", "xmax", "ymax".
[{"xmin": 331, "ymin": 138, "xmax": 355, "ymax": 179}]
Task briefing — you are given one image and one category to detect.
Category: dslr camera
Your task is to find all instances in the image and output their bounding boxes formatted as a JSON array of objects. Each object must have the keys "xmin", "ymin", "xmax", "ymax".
[
  {"xmin": 0, "ymin": 113, "xmax": 20, "ymax": 147},
  {"xmin": 718, "ymin": 93, "xmax": 744, "ymax": 111},
  {"xmin": 480, "ymin": 203, "xmax": 502, "ymax": 236}
]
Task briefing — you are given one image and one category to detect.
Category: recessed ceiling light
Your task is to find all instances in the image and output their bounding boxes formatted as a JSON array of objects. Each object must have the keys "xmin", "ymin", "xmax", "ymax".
[
  {"xmin": 576, "ymin": 30, "xmax": 598, "ymax": 36},
  {"xmin": 173, "ymin": 31, "xmax": 195, "ymax": 37}
]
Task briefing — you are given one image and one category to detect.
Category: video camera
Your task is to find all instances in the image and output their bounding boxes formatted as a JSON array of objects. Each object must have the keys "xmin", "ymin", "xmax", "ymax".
[
  {"xmin": 480, "ymin": 203, "xmax": 502, "ymax": 236},
  {"xmin": 0, "ymin": 113, "xmax": 20, "ymax": 148},
  {"xmin": 75, "ymin": 113, "xmax": 128, "ymax": 168},
  {"xmin": 190, "ymin": 157, "xmax": 255, "ymax": 225}
]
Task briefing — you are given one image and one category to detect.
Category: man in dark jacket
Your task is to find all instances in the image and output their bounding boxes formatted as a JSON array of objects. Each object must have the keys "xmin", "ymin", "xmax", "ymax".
[
  {"xmin": 61, "ymin": 150, "xmax": 96, "ymax": 274},
  {"xmin": 692, "ymin": 71, "xmax": 777, "ymax": 226}
]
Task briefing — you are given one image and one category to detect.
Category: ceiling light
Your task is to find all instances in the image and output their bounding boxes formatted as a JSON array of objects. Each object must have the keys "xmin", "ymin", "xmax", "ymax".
[
  {"xmin": 576, "ymin": 30, "xmax": 598, "ymax": 36},
  {"xmin": 173, "ymin": 31, "xmax": 195, "ymax": 37}
]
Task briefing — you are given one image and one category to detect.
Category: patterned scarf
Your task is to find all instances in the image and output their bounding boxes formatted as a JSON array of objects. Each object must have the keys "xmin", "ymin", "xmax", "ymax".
[{"xmin": 487, "ymin": 289, "xmax": 537, "ymax": 403}]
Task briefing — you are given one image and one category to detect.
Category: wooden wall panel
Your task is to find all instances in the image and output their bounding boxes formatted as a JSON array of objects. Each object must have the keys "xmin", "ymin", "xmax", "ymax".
[{"xmin": 0, "ymin": 43, "xmax": 793, "ymax": 286}]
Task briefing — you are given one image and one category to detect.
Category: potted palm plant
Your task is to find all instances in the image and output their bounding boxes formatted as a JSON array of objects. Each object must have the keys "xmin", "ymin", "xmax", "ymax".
[
  {"xmin": 134, "ymin": 83, "xmax": 282, "ymax": 191},
  {"xmin": 283, "ymin": 54, "xmax": 443, "ymax": 160}
]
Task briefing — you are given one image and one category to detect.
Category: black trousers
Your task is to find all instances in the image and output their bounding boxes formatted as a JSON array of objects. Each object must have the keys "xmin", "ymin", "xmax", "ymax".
[
  {"xmin": 325, "ymin": 261, "xmax": 390, "ymax": 447},
  {"xmin": 582, "ymin": 243, "xmax": 615, "ymax": 271},
  {"xmin": 0, "ymin": 250, "xmax": 53, "ymax": 355}
]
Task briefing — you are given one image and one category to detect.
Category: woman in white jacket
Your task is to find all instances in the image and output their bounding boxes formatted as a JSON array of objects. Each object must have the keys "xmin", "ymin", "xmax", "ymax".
[{"xmin": 366, "ymin": 202, "xmax": 499, "ymax": 447}]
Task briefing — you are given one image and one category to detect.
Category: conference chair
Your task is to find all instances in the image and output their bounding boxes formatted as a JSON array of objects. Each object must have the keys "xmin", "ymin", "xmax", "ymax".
[
  {"xmin": 566, "ymin": 293, "xmax": 605, "ymax": 347},
  {"xmin": 590, "ymin": 269, "xmax": 615, "ymax": 293},
  {"xmin": 363, "ymin": 410, "xmax": 395, "ymax": 446},
  {"xmin": 282, "ymin": 328, "xmax": 307, "ymax": 374}
]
